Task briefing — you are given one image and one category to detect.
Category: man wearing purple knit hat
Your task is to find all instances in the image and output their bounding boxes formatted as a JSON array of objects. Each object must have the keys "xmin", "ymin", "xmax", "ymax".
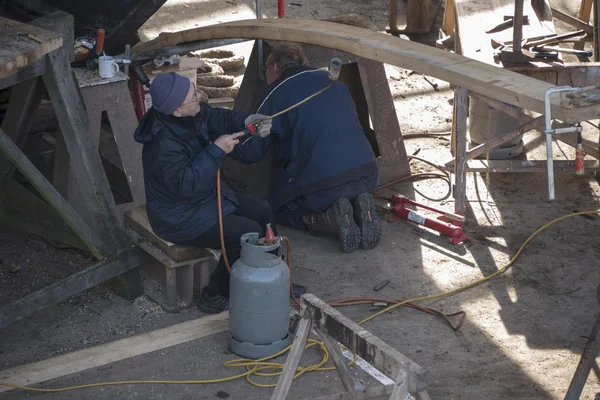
[{"xmin": 134, "ymin": 72, "xmax": 305, "ymax": 313}]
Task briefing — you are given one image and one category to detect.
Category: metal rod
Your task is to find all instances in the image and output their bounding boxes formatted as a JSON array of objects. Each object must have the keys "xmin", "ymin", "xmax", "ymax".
[
  {"xmin": 513, "ymin": 0, "xmax": 525, "ymax": 53},
  {"xmin": 256, "ymin": 0, "xmax": 265, "ymax": 81}
]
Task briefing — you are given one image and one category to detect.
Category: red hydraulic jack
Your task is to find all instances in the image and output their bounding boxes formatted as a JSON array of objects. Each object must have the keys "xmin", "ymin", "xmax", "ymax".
[{"xmin": 389, "ymin": 194, "xmax": 468, "ymax": 245}]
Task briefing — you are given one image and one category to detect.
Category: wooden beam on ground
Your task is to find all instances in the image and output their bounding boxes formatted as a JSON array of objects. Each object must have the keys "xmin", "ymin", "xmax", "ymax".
[
  {"xmin": 0, "ymin": 247, "xmax": 145, "ymax": 330},
  {"xmin": 311, "ymin": 384, "xmax": 393, "ymax": 400},
  {"xmin": 131, "ymin": 19, "xmax": 596, "ymax": 123},
  {"xmin": 0, "ymin": 311, "xmax": 229, "ymax": 392},
  {"xmin": 0, "ymin": 128, "xmax": 107, "ymax": 259},
  {"xmin": 0, "ymin": 78, "xmax": 44, "ymax": 199},
  {"xmin": 301, "ymin": 294, "xmax": 428, "ymax": 395},
  {"xmin": 0, "ymin": 16, "xmax": 63, "ymax": 80},
  {"xmin": 550, "ymin": 7, "xmax": 594, "ymax": 35},
  {"xmin": 42, "ymin": 47, "xmax": 128, "ymax": 253}
]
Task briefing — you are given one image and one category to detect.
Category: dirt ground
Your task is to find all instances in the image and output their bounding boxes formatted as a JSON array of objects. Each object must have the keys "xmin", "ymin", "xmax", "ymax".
[{"xmin": 3, "ymin": 0, "xmax": 600, "ymax": 399}]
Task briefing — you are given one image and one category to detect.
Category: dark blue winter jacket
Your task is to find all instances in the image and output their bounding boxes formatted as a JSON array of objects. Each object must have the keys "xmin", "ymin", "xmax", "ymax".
[
  {"xmin": 234, "ymin": 66, "xmax": 378, "ymax": 211},
  {"xmin": 133, "ymin": 104, "xmax": 249, "ymax": 243}
]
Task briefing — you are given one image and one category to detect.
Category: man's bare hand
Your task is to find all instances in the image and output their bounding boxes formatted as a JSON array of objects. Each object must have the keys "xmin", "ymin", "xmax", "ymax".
[{"xmin": 214, "ymin": 132, "xmax": 245, "ymax": 154}]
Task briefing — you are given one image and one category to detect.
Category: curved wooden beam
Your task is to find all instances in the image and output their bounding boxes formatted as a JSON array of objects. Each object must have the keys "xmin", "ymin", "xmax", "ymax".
[{"xmin": 132, "ymin": 19, "xmax": 597, "ymax": 123}]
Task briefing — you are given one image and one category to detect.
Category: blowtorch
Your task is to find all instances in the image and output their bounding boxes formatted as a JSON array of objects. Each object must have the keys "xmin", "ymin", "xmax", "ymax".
[{"xmin": 239, "ymin": 57, "xmax": 343, "ymax": 143}]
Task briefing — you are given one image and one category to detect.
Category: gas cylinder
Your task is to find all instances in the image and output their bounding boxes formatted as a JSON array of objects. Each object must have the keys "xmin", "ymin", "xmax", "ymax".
[{"xmin": 229, "ymin": 232, "xmax": 292, "ymax": 359}]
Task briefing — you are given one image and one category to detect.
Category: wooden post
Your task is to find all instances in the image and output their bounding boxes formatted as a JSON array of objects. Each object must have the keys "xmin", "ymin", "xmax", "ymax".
[
  {"xmin": 0, "ymin": 78, "xmax": 44, "ymax": 199},
  {"xmin": 594, "ymin": 0, "xmax": 600, "ymax": 61},
  {"xmin": 453, "ymin": 87, "xmax": 468, "ymax": 216},
  {"xmin": 42, "ymin": 47, "xmax": 128, "ymax": 253}
]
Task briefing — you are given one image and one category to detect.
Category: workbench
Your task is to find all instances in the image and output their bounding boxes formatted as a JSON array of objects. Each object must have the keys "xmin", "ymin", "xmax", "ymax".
[{"xmin": 0, "ymin": 13, "xmax": 145, "ymax": 329}]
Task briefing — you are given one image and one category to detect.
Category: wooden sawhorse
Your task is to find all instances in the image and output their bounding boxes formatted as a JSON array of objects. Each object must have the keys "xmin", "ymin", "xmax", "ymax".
[
  {"xmin": 0, "ymin": 12, "xmax": 144, "ymax": 329},
  {"xmin": 272, "ymin": 294, "xmax": 431, "ymax": 400}
]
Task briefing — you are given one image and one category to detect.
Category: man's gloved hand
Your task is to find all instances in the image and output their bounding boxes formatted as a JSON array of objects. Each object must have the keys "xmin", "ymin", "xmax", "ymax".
[{"xmin": 245, "ymin": 114, "xmax": 272, "ymax": 138}]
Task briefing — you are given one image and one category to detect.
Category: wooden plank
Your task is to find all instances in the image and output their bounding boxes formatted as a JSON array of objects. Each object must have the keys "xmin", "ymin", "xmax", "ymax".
[
  {"xmin": 319, "ymin": 331, "xmax": 365, "ymax": 392},
  {"xmin": 124, "ymin": 206, "xmax": 211, "ymax": 263},
  {"xmin": 0, "ymin": 128, "xmax": 107, "ymax": 259},
  {"xmin": 550, "ymin": 7, "xmax": 593, "ymax": 35},
  {"xmin": 130, "ymin": 19, "xmax": 593, "ymax": 123},
  {"xmin": 453, "ymin": 88, "xmax": 468, "ymax": 216},
  {"xmin": 0, "ymin": 247, "xmax": 145, "ymax": 330},
  {"xmin": 0, "ymin": 16, "xmax": 63, "ymax": 80},
  {"xmin": 0, "ymin": 78, "xmax": 44, "ymax": 199},
  {"xmin": 311, "ymin": 385, "xmax": 393, "ymax": 400},
  {"xmin": 301, "ymin": 294, "xmax": 428, "ymax": 392},
  {"xmin": 272, "ymin": 309, "xmax": 313, "ymax": 400},
  {"xmin": 42, "ymin": 47, "xmax": 128, "ymax": 253},
  {"xmin": 0, "ymin": 310, "xmax": 229, "ymax": 393}
]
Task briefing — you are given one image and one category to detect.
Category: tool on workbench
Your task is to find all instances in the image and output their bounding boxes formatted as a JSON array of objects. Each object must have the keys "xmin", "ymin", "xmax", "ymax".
[
  {"xmin": 531, "ymin": 45, "xmax": 592, "ymax": 57},
  {"xmin": 239, "ymin": 57, "xmax": 342, "ymax": 144},
  {"xmin": 388, "ymin": 194, "xmax": 468, "ymax": 245},
  {"xmin": 497, "ymin": 0, "xmax": 532, "ymax": 64},
  {"xmin": 486, "ymin": 15, "xmax": 530, "ymax": 34},
  {"xmin": 524, "ymin": 29, "xmax": 587, "ymax": 48},
  {"xmin": 85, "ymin": 28, "xmax": 106, "ymax": 70}
]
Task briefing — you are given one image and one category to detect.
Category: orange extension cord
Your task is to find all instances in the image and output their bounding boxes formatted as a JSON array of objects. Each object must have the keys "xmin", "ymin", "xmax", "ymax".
[{"xmin": 215, "ymin": 169, "xmax": 464, "ymax": 329}]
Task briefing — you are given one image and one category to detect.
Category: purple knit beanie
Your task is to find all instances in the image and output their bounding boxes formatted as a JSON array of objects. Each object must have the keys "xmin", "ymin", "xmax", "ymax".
[{"xmin": 150, "ymin": 72, "xmax": 190, "ymax": 115}]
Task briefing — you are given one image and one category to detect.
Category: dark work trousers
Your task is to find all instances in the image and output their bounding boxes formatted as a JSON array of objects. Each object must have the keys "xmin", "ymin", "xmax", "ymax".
[
  {"xmin": 275, "ymin": 172, "xmax": 378, "ymax": 230},
  {"xmin": 182, "ymin": 192, "xmax": 276, "ymax": 296}
]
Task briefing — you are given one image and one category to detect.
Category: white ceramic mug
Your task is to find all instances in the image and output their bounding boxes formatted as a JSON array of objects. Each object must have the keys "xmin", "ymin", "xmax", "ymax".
[{"xmin": 98, "ymin": 55, "xmax": 119, "ymax": 78}]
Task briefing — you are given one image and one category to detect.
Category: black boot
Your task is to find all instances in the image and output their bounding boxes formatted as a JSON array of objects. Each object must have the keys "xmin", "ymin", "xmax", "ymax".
[
  {"xmin": 352, "ymin": 193, "xmax": 382, "ymax": 250},
  {"xmin": 197, "ymin": 285, "xmax": 229, "ymax": 314},
  {"xmin": 301, "ymin": 198, "xmax": 360, "ymax": 253}
]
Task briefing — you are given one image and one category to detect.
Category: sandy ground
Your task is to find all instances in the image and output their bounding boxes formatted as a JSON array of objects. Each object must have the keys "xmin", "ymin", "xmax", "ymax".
[{"xmin": 3, "ymin": 0, "xmax": 600, "ymax": 399}]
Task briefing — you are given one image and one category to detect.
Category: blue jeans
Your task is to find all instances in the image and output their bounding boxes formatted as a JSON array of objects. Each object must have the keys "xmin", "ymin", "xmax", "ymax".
[{"xmin": 275, "ymin": 172, "xmax": 378, "ymax": 230}]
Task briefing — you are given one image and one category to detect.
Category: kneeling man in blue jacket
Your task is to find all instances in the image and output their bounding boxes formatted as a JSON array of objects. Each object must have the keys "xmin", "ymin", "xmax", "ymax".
[
  {"xmin": 235, "ymin": 44, "xmax": 382, "ymax": 254},
  {"xmin": 134, "ymin": 72, "xmax": 305, "ymax": 314}
]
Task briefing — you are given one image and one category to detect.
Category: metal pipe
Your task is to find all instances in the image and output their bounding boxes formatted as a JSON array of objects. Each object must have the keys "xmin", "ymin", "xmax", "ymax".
[
  {"xmin": 543, "ymin": 86, "xmax": 582, "ymax": 200},
  {"xmin": 278, "ymin": 0, "xmax": 285, "ymax": 18},
  {"xmin": 256, "ymin": 0, "xmax": 265, "ymax": 81}
]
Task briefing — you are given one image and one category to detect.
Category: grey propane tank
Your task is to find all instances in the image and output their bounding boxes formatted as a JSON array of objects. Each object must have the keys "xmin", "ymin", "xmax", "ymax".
[{"xmin": 229, "ymin": 232, "xmax": 292, "ymax": 359}]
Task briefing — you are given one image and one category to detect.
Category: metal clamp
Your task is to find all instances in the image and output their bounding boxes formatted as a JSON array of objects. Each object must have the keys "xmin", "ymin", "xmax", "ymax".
[{"xmin": 543, "ymin": 86, "xmax": 583, "ymax": 200}]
